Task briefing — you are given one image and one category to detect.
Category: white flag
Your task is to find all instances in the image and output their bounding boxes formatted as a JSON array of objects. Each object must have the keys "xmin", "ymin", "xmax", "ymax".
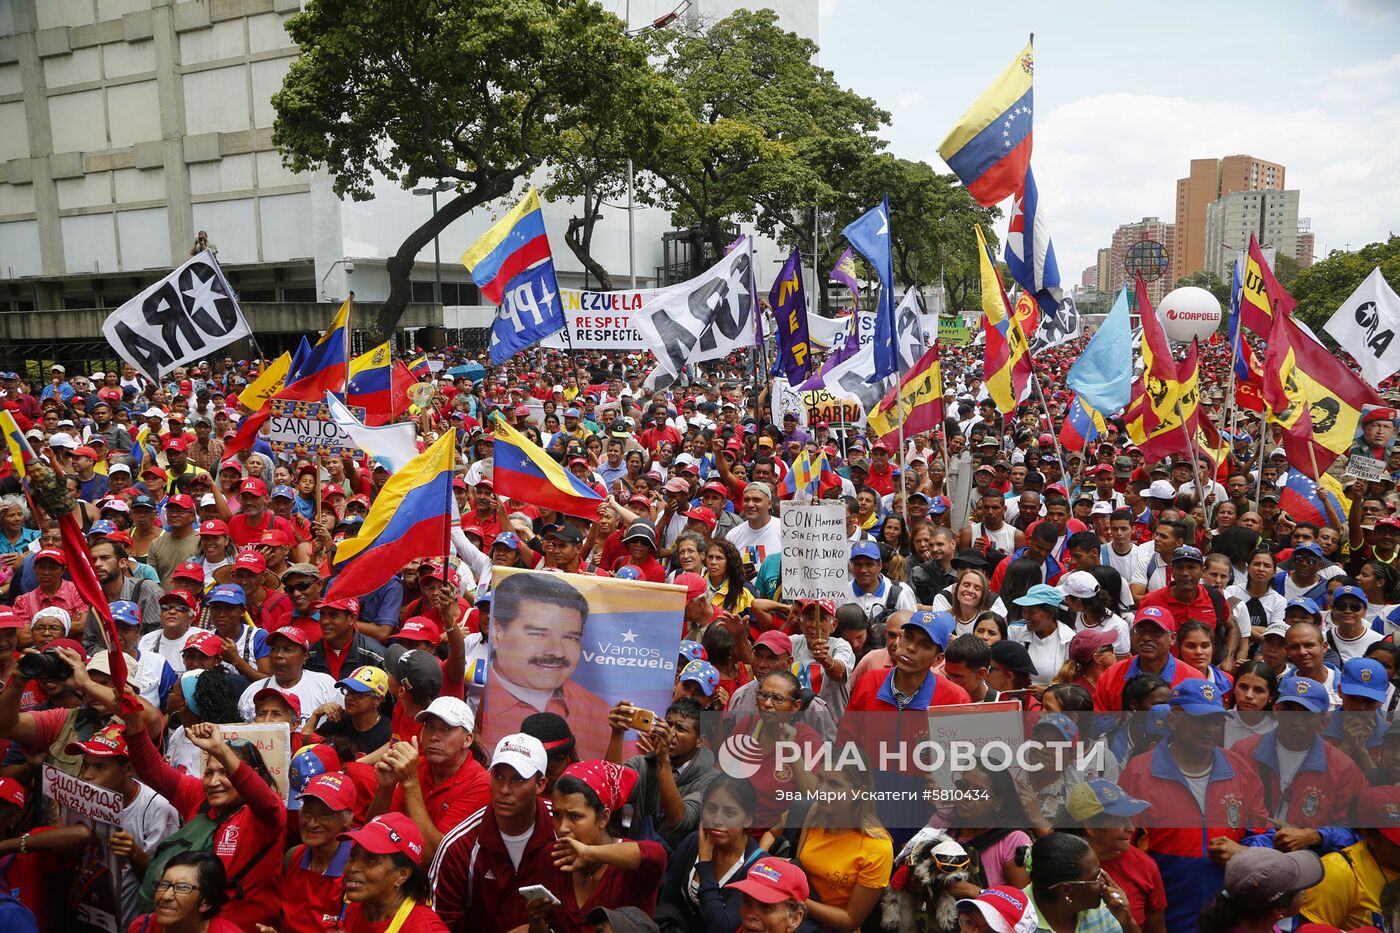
[
  {"xmin": 1030, "ymin": 293, "xmax": 1082, "ymax": 353},
  {"xmin": 324, "ymin": 393, "xmax": 419, "ymax": 473},
  {"xmin": 101, "ymin": 252, "xmax": 252, "ymax": 382},
  {"xmin": 637, "ymin": 239, "xmax": 757, "ymax": 390},
  {"xmin": 1324, "ymin": 268, "xmax": 1400, "ymax": 385},
  {"xmin": 818, "ymin": 293, "xmax": 926, "ymax": 415}
]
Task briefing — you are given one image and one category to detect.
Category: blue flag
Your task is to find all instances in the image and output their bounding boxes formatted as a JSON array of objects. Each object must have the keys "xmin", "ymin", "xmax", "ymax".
[
  {"xmin": 1066, "ymin": 286, "xmax": 1132, "ymax": 414},
  {"xmin": 843, "ymin": 197, "xmax": 897, "ymax": 383},
  {"xmin": 1228, "ymin": 256, "xmax": 1249, "ymax": 381},
  {"xmin": 768, "ymin": 248, "xmax": 812, "ymax": 383}
]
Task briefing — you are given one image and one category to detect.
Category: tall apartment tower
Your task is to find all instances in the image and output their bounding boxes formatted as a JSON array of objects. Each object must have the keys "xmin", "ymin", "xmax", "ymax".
[
  {"xmin": 1173, "ymin": 155, "xmax": 1285, "ymax": 283},
  {"xmin": 1108, "ymin": 217, "xmax": 1175, "ymax": 306}
]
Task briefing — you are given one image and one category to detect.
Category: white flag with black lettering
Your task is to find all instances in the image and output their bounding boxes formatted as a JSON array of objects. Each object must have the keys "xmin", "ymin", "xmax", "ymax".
[
  {"xmin": 636, "ymin": 239, "xmax": 757, "ymax": 390},
  {"xmin": 1324, "ymin": 267, "xmax": 1400, "ymax": 386},
  {"xmin": 819, "ymin": 291, "xmax": 927, "ymax": 415},
  {"xmin": 101, "ymin": 252, "xmax": 252, "ymax": 382}
]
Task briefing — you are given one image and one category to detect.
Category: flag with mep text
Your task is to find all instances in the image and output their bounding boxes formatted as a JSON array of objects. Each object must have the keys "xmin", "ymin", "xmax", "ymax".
[
  {"xmin": 768, "ymin": 248, "xmax": 812, "ymax": 383},
  {"xmin": 460, "ymin": 188, "xmax": 564, "ymax": 364},
  {"xmin": 842, "ymin": 198, "xmax": 897, "ymax": 382},
  {"xmin": 1323, "ymin": 267, "xmax": 1400, "ymax": 386},
  {"xmin": 1004, "ymin": 165, "xmax": 1062, "ymax": 316},
  {"xmin": 938, "ymin": 42, "xmax": 1034, "ymax": 206},
  {"xmin": 635, "ymin": 238, "xmax": 756, "ymax": 391}
]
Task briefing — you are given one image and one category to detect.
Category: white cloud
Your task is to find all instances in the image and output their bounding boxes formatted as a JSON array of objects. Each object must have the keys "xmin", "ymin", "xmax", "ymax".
[
  {"xmin": 1031, "ymin": 65, "xmax": 1400, "ymax": 277},
  {"xmin": 896, "ymin": 91, "xmax": 924, "ymax": 112},
  {"xmin": 1327, "ymin": 0, "xmax": 1399, "ymax": 20}
]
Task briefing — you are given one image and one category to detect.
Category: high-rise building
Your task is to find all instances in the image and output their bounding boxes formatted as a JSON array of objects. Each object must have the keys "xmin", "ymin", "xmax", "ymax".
[
  {"xmin": 1297, "ymin": 220, "xmax": 1316, "ymax": 268},
  {"xmin": 1096, "ymin": 248, "xmax": 1111, "ymax": 300},
  {"xmin": 1108, "ymin": 217, "xmax": 1175, "ymax": 306},
  {"xmin": 1081, "ymin": 265, "xmax": 1098, "ymax": 289},
  {"xmin": 1202, "ymin": 189, "xmax": 1300, "ymax": 281},
  {"xmin": 1173, "ymin": 155, "xmax": 1286, "ymax": 283}
]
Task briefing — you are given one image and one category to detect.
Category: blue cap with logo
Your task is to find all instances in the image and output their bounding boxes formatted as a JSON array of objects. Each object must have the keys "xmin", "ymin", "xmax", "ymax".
[
  {"xmin": 206, "ymin": 583, "xmax": 246, "ymax": 606},
  {"xmin": 1168, "ymin": 679, "xmax": 1226, "ymax": 716},
  {"xmin": 679, "ymin": 660, "xmax": 719, "ymax": 697},
  {"xmin": 1292, "ymin": 542, "xmax": 1325, "ymax": 560},
  {"xmin": 1276, "ymin": 675, "xmax": 1331, "ymax": 713},
  {"xmin": 271, "ymin": 484, "xmax": 296, "ymax": 500},
  {"xmin": 493, "ymin": 531, "xmax": 520, "ymax": 551},
  {"xmin": 88, "ymin": 520, "xmax": 117, "ymax": 537},
  {"xmin": 1033, "ymin": 712, "xmax": 1079, "ymax": 742},
  {"xmin": 850, "ymin": 540, "xmax": 882, "ymax": 561},
  {"xmin": 902, "ymin": 610, "xmax": 956, "ymax": 650},
  {"xmin": 1341, "ymin": 657, "xmax": 1389, "ymax": 701},
  {"xmin": 129, "ymin": 495, "xmax": 156, "ymax": 510},
  {"xmin": 110, "ymin": 600, "xmax": 141, "ymax": 627},
  {"xmin": 1330, "ymin": 584, "xmax": 1369, "ymax": 607},
  {"xmin": 1285, "ymin": 597, "xmax": 1321, "ymax": 618},
  {"xmin": 679, "ymin": 640, "xmax": 707, "ymax": 663}
]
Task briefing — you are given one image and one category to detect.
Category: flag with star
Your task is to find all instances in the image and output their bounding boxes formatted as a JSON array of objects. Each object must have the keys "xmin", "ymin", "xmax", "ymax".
[
  {"xmin": 842, "ymin": 197, "xmax": 898, "ymax": 382},
  {"xmin": 1004, "ymin": 165, "xmax": 1062, "ymax": 315},
  {"xmin": 938, "ymin": 41, "xmax": 1034, "ymax": 206}
]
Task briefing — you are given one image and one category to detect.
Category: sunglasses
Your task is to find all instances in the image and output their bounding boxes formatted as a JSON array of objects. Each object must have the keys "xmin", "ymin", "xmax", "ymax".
[{"xmin": 286, "ymin": 581, "xmax": 317, "ymax": 594}]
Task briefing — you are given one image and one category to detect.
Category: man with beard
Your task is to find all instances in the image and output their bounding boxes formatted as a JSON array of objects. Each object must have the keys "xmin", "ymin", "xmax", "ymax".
[
  {"xmin": 481, "ymin": 571, "xmax": 611, "ymax": 759},
  {"xmin": 83, "ymin": 539, "xmax": 161, "ymax": 653}
]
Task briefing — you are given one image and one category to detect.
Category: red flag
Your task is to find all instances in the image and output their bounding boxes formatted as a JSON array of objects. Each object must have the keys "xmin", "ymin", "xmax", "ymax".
[
  {"xmin": 57, "ymin": 512, "xmax": 127, "ymax": 693},
  {"xmin": 390, "ymin": 361, "xmax": 417, "ymax": 418}
]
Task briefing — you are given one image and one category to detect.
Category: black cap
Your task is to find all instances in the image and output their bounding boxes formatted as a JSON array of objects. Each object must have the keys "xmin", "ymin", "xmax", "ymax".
[
  {"xmin": 990, "ymin": 640, "xmax": 1038, "ymax": 678},
  {"xmin": 521, "ymin": 711, "xmax": 576, "ymax": 758},
  {"xmin": 544, "ymin": 523, "xmax": 584, "ymax": 545},
  {"xmin": 395, "ymin": 648, "xmax": 443, "ymax": 704},
  {"xmin": 952, "ymin": 549, "xmax": 989, "ymax": 569}
]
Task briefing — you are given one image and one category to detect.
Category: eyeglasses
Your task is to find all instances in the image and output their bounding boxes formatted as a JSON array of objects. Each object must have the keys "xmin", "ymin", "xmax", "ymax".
[
  {"xmin": 153, "ymin": 881, "xmax": 201, "ymax": 896},
  {"xmin": 1333, "ymin": 601, "xmax": 1364, "ymax": 612},
  {"xmin": 1054, "ymin": 869, "xmax": 1108, "ymax": 891},
  {"xmin": 286, "ymin": 581, "xmax": 317, "ymax": 593},
  {"xmin": 755, "ymin": 690, "xmax": 797, "ymax": 705}
]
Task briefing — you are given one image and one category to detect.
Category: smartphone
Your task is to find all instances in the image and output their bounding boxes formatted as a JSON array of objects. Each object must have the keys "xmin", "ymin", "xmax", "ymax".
[
  {"xmin": 628, "ymin": 707, "xmax": 656, "ymax": 732},
  {"xmin": 519, "ymin": 885, "xmax": 561, "ymax": 906}
]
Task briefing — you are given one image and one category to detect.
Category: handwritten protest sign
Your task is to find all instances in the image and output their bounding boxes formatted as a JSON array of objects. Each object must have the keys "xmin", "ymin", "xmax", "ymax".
[
  {"xmin": 43, "ymin": 765, "xmax": 123, "ymax": 825},
  {"xmin": 925, "ymin": 701, "xmax": 1026, "ymax": 792},
  {"xmin": 211, "ymin": 722, "xmax": 292, "ymax": 802},
  {"xmin": 780, "ymin": 502, "xmax": 849, "ymax": 603},
  {"xmin": 771, "ymin": 378, "xmax": 807, "ymax": 428},
  {"xmin": 267, "ymin": 398, "xmax": 364, "ymax": 457}
]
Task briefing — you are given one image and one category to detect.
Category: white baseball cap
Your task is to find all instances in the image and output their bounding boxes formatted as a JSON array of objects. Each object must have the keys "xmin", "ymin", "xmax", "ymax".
[
  {"xmin": 108, "ymin": 463, "xmax": 131, "ymax": 475},
  {"xmin": 1147, "ymin": 479, "xmax": 1176, "ymax": 499},
  {"xmin": 415, "ymin": 696, "xmax": 475, "ymax": 731},
  {"xmin": 1089, "ymin": 501, "xmax": 1113, "ymax": 516},
  {"xmin": 48, "ymin": 434, "xmax": 77, "ymax": 450},
  {"xmin": 490, "ymin": 733, "xmax": 548, "ymax": 779}
]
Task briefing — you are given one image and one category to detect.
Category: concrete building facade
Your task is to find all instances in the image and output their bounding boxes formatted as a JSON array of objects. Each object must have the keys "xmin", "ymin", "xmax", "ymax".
[
  {"xmin": 1202, "ymin": 188, "xmax": 1300, "ymax": 282},
  {"xmin": 1172, "ymin": 154, "xmax": 1285, "ymax": 284},
  {"xmin": 0, "ymin": 0, "xmax": 815, "ymax": 364},
  {"xmin": 1108, "ymin": 216, "xmax": 1175, "ymax": 306}
]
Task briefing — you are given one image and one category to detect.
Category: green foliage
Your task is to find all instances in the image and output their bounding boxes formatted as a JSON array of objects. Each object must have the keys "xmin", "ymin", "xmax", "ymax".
[
  {"xmin": 272, "ymin": 0, "xmax": 648, "ymax": 336},
  {"xmin": 639, "ymin": 10, "xmax": 888, "ymax": 261},
  {"xmin": 1292, "ymin": 237, "xmax": 1400, "ymax": 334}
]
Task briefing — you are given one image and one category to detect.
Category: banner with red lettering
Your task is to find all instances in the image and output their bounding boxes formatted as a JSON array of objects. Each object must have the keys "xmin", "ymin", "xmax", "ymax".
[{"xmin": 541, "ymin": 288, "xmax": 659, "ymax": 349}]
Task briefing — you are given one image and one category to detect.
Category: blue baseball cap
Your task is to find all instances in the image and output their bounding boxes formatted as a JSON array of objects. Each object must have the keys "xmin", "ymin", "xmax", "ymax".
[
  {"xmin": 850, "ymin": 540, "xmax": 882, "ymax": 561},
  {"xmin": 679, "ymin": 660, "xmax": 719, "ymax": 697},
  {"xmin": 1292, "ymin": 542, "xmax": 1325, "ymax": 560},
  {"xmin": 1341, "ymin": 658, "xmax": 1389, "ymax": 701},
  {"xmin": 1168, "ymin": 679, "xmax": 1226, "ymax": 716},
  {"xmin": 679, "ymin": 640, "xmax": 706, "ymax": 663},
  {"xmin": 206, "ymin": 583, "xmax": 246, "ymax": 606},
  {"xmin": 1285, "ymin": 597, "xmax": 1322, "ymax": 618},
  {"xmin": 1033, "ymin": 712, "xmax": 1079, "ymax": 742},
  {"xmin": 1330, "ymin": 584, "xmax": 1369, "ymax": 607},
  {"xmin": 475, "ymin": 588, "xmax": 494, "ymax": 604},
  {"xmin": 564, "ymin": 408, "xmax": 581, "ymax": 418},
  {"xmin": 271, "ymin": 484, "xmax": 296, "ymax": 500},
  {"xmin": 902, "ymin": 610, "xmax": 955, "ymax": 650},
  {"xmin": 1012, "ymin": 583, "xmax": 1065, "ymax": 609},
  {"xmin": 1145, "ymin": 703, "xmax": 1172, "ymax": 736},
  {"xmin": 88, "ymin": 520, "xmax": 117, "ymax": 537},
  {"xmin": 129, "ymin": 495, "xmax": 156, "ymax": 510},
  {"xmin": 493, "ymin": 531, "xmax": 520, "ymax": 551},
  {"xmin": 110, "ymin": 600, "xmax": 141, "ymax": 627},
  {"xmin": 616, "ymin": 565, "xmax": 642, "ymax": 580},
  {"xmin": 1276, "ymin": 675, "xmax": 1331, "ymax": 712},
  {"xmin": 928, "ymin": 495, "xmax": 951, "ymax": 515}
]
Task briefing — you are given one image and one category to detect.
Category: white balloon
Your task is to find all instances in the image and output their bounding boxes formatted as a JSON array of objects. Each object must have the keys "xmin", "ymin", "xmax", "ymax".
[{"xmin": 1159, "ymin": 286, "xmax": 1222, "ymax": 343}]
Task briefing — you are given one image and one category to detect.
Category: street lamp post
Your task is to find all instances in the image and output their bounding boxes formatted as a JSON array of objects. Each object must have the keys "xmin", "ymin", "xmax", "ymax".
[{"xmin": 411, "ymin": 182, "xmax": 455, "ymax": 305}]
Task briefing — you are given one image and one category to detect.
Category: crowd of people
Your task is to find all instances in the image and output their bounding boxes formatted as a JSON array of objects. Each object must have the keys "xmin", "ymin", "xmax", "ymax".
[{"xmin": 0, "ymin": 337, "xmax": 1397, "ymax": 933}]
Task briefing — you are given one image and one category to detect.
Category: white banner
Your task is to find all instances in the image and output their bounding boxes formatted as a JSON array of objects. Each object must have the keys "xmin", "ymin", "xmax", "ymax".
[
  {"xmin": 771, "ymin": 378, "xmax": 807, "ymax": 428},
  {"xmin": 780, "ymin": 502, "xmax": 849, "ymax": 603},
  {"xmin": 101, "ymin": 252, "xmax": 251, "ymax": 382},
  {"xmin": 541, "ymin": 289, "xmax": 658, "ymax": 350},
  {"xmin": 637, "ymin": 240, "xmax": 757, "ymax": 389},
  {"xmin": 1324, "ymin": 267, "xmax": 1400, "ymax": 385},
  {"xmin": 42, "ymin": 765, "xmax": 123, "ymax": 825},
  {"xmin": 268, "ymin": 399, "xmax": 364, "ymax": 456},
  {"xmin": 818, "ymin": 292, "xmax": 927, "ymax": 415}
]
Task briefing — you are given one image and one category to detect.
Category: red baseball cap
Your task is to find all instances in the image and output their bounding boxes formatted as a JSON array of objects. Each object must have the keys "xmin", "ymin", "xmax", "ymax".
[
  {"xmin": 299, "ymin": 772, "xmax": 357, "ymax": 812},
  {"xmin": 955, "ymin": 886, "xmax": 1035, "ymax": 933},
  {"xmin": 199, "ymin": 519, "xmax": 229, "ymax": 536},
  {"xmin": 460, "ymin": 522, "xmax": 485, "ymax": 540},
  {"xmin": 239, "ymin": 478, "xmax": 268, "ymax": 496},
  {"xmin": 452, "ymin": 476, "xmax": 467, "ymax": 490},
  {"xmin": 754, "ymin": 630, "xmax": 794, "ymax": 655},
  {"xmin": 73, "ymin": 445, "xmax": 99, "ymax": 460},
  {"xmin": 338, "ymin": 813, "xmax": 424, "ymax": 861},
  {"xmin": 321, "ymin": 484, "xmax": 345, "ymax": 499},
  {"xmin": 65, "ymin": 722, "xmax": 129, "ymax": 759},
  {"xmin": 475, "ymin": 477, "xmax": 494, "ymax": 490},
  {"xmin": 165, "ymin": 437, "xmax": 188, "ymax": 452},
  {"xmin": 219, "ymin": 460, "xmax": 244, "ymax": 475},
  {"xmin": 257, "ymin": 529, "xmax": 293, "ymax": 547},
  {"xmin": 0, "ymin": 606, "xmax": 22, "ymax": 630},
  {"xmin": 683, "ymin": 506, "xmax": 717, "ymax": 530},
  {"xmin": 0, "ymin": 776, "xmax": 25, "ymax": 808},
  {"xmin": 392, "ymin": 617, "xmax": 442, "ymax": 645},
  {"xmin": 253, "ymin": 685, "xmax": 303, "ymax": 717},
  {"xmin": 727, "ymin": 857, "xmax": 810, "ymax": 904},
  {"xmin": 234, "ymin": 551, "xmax": 267, "ymax": 573},
  {"xmin": 182, "ymin": 630, "xmax": 223, "ymax": 657},
  {"xmin": 141, "ymin": 466, "xmax": 168, "ymax": 481},
  {"xmin": 701, "ymin": 481, "xmax": 729, "ymax": 497},
  {"xmin": 34, "ymin": 548, "xmax": 66, "ymax": 566},
  {"xmin": 673, "ymin": 572, "xmax": 707, "ymax": 602},
  {"xmin": 166, "ymin": 493, "xmax": 195, "ymax": 510},
  {"xmin": 160, "ymin": 589, "xmax": 199, "ymax": 612},
  {"xmin": 268, "ymin": 626, "xmax": 311, "ymax": 650},
  {"xmin": 173, "ymin": 561, "xmax": 205, "ymax": 582},
  {"xmin": 318, "ymin": 596, "xmax": 360, "ymax": 615}
]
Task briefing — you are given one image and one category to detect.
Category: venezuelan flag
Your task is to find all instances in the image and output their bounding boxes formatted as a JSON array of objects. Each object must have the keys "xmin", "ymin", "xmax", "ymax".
[
  {"xmin": 0, "ymin": 411, "xmax": 35, "ymax": 477},
  {"xmin": 489, "ymin": 412, "xmax": 602, "ymax": 520},
  {"xmin": 976, "ymin": 224, "xmax": 1030, "ymax": 413},
  {"xmin": 406, "ymin": 353, "xmax": 431, "ymax": 380},
  {"xmin": 1058, "ymin": 395, "xmax": 1104, "ymax": 452},
  {"xmin": 325, "ymin": 431, "xmax": 455, "ymax": 601},
  {"xmin": 938, "ymin": 42, "xmax": 1034, "ymax": 206},
  {"xmin": 460, "ymin": 188, "xmax": 553, "ymax": 305},
  {"xmin": 283, "ymin": 298, "xmax": 349, "ymax": 400},
  {"xmin": 348, "ymin": 342, "xmax": 393, "ymax": 425}
]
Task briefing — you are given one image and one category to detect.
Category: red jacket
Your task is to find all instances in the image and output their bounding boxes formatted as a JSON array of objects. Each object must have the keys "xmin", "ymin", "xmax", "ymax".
[
  {"xmin": 429, "ymin": 799, "xmax": 557, "ymax": 933},
  {"xmin": 1228, "ymin": 732, "xmax": 1368, "ymax": 831},
  {"xmin": 1094, "ymin": 655, "xmax": 1203, "ymax": 711}
]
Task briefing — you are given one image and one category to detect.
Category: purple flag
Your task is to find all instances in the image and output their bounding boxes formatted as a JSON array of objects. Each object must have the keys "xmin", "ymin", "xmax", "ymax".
[
  {"xmin": 797, "ymin": 321, "xmax": 861, "ymax": 391},
  {"xmin": 768, "ymin": 248, "xmax": 812, "ymax": 383},
  {"xmin": 829, "ymin": 247, "xmax": 861, "ymax": 310}
]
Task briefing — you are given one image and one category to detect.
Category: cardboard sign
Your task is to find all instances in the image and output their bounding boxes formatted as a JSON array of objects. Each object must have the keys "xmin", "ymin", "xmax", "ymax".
[
  {"xmin": 42, "ymin": 765, "xmax": 123, "ymax": 825},
  {"xmin": 267, "ymin": 398, "xmax": 365, "ymax": 456},
  {"xmin": 771, "ymin": 378, "xmax": 808, "ymax": 428},
  {"xmin": 1347, "ymin": 403, "xmax": 1399, "ymax": 482},
  {"xmin": 210, "ymin": 722, "xmax": 292, "ymax": 802},
  {"xmin": 925, "ymin": 701, "xmax": 1026, "ymax": 791},
  {"xmin": 936, "ymin": 317, "xmax": 972, "ymax": 346},
  {"xmin": 780, "ymin": 502, "xmax": 849, "ymax": 603}
]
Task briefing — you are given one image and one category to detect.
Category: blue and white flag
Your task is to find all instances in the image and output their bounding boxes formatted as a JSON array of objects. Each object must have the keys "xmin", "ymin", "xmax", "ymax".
[
  {"xmin": 325, "ymin": 392, "xmax": 420, "ymax": 473},
  {"xmin": 1004, "ymin": 165, "xmax": 1063, "ymax": 316},
  {"xmin": 842, "ymin": 198, "xmax": 897, "ymax": 383}
]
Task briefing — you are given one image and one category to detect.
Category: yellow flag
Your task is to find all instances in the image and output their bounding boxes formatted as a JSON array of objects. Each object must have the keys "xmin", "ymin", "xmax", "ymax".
[{"xmin": 237, "ymin": 352, "xmax": 291, "ymax": 411}]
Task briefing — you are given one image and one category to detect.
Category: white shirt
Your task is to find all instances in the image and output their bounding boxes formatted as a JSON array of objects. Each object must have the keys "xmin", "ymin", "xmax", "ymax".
[
  {"xmin": 789, "ymin": 634, "xmax": 858, "ymax": 718},
  {"xmin": 138, "ymin": 628, "xmax": 195, "ymax": 673},
  {"xmin": 849, "ymin": 576, "xmax": 917, "ymax": 619},
  {"xmin": 1130, "ymin": 542, "xmax": 1169, "ymax": 593},
  {"xmin": 237, "ymin": 670, "xmax": 341, "ymax": 724},
  {"xmin": 1015, "ymin": 623, "xmax": 1075, "ymax": 685},
  {"xmin": 722, "ymin": 517, "xmax": 783, "ymax": 570},
  {"xmin": 1224, "ymin": 712, "xmax": 1277, "ymax": 749},
  {"xmin": 932, "ymin": 595, "xmax": 1008, "ymax": 636},
  {"xmin": 1328, "ymin": 624, "xmax": 1385, "ymax": 661},
  {"xmin": 1103, "ymin": 543, "xmax": 1140, "ymax": 590},
  {"xmin": 1075, "ymin": 612, "xmax": 1132, "ymax": 656},
  {"xmin": 1226, "ymin": 585, "xmax": 1287, "ymax": 645}
]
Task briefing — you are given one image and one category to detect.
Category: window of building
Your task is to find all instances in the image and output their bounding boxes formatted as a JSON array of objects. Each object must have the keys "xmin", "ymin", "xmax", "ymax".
[{"xmin": 282, "ymin": 287, "xmax": 317, "ymax": 302}]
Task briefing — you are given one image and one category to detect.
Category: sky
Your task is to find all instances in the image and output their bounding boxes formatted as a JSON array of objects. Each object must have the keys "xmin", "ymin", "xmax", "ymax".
[{"xmin": 814, "ymin": 0, "xmax": 1400, "ymax": 282}]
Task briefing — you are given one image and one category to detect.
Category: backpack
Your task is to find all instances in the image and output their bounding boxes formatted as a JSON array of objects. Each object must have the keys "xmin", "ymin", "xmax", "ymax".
[
  {"xmin": 137, "ymin": 804, "xmax": 276, "ymax": 912},
  {"xmin": 870, "ymin": 580, "xmax": 910, "ymax": 632}
]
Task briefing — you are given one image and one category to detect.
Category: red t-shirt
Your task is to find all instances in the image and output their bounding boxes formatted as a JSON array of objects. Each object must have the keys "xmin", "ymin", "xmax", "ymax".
[
  {"xmin": 390, "ymin": 756, "xmax": 489, "ymax": 833},
  {"xmin": 1138, "ymin": 584, "xmax": 1227, "ymax": 634},
  {"xmin": 1101, "ymin": 843, "xmax": 1167, "ymax": 926},
  {"xmin": 277, "ymin": 842, "xmax": 348, "ymax": 933},
  {"xmin": 228, "ymin": 511, "xmax": 298, "ymax": 548},
  {"xmin": 338, "ymin": 902, "xmax": 450, "ymax": 933}
]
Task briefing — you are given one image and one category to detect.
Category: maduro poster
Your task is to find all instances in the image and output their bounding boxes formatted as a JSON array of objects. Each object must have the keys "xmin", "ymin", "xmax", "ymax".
[{"xmin": 480, "ymin": 567, "xmax": 686, "ymax": 760}]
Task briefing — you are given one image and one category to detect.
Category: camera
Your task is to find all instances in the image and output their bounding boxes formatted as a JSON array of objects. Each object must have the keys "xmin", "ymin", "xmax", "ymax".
[{"xmin": 18, "ymin": 649, "xmax": 73, "ymax": 682}]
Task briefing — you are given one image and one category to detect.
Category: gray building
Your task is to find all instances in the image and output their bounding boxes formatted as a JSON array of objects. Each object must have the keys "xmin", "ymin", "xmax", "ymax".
[{"xmin": 1203, "ymin": 188, "xmax": 1300, "ymax": 282}]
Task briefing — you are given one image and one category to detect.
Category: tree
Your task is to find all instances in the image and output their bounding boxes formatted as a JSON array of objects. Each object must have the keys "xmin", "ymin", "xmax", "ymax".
[
  {"xmin": 272, "ymin": 0, "xmax": 652, "ymax": 338},
  {"xmin": 1291, "ymin": 236, "xmax": 1400, "ymax": 334},
  {"xmin": 639, "ymin": 10, "xmax": 888, "ymax": 263},
  {"xmin": 1173, "ymin": 270, "xmax": 1231, "ymax": 307}
]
